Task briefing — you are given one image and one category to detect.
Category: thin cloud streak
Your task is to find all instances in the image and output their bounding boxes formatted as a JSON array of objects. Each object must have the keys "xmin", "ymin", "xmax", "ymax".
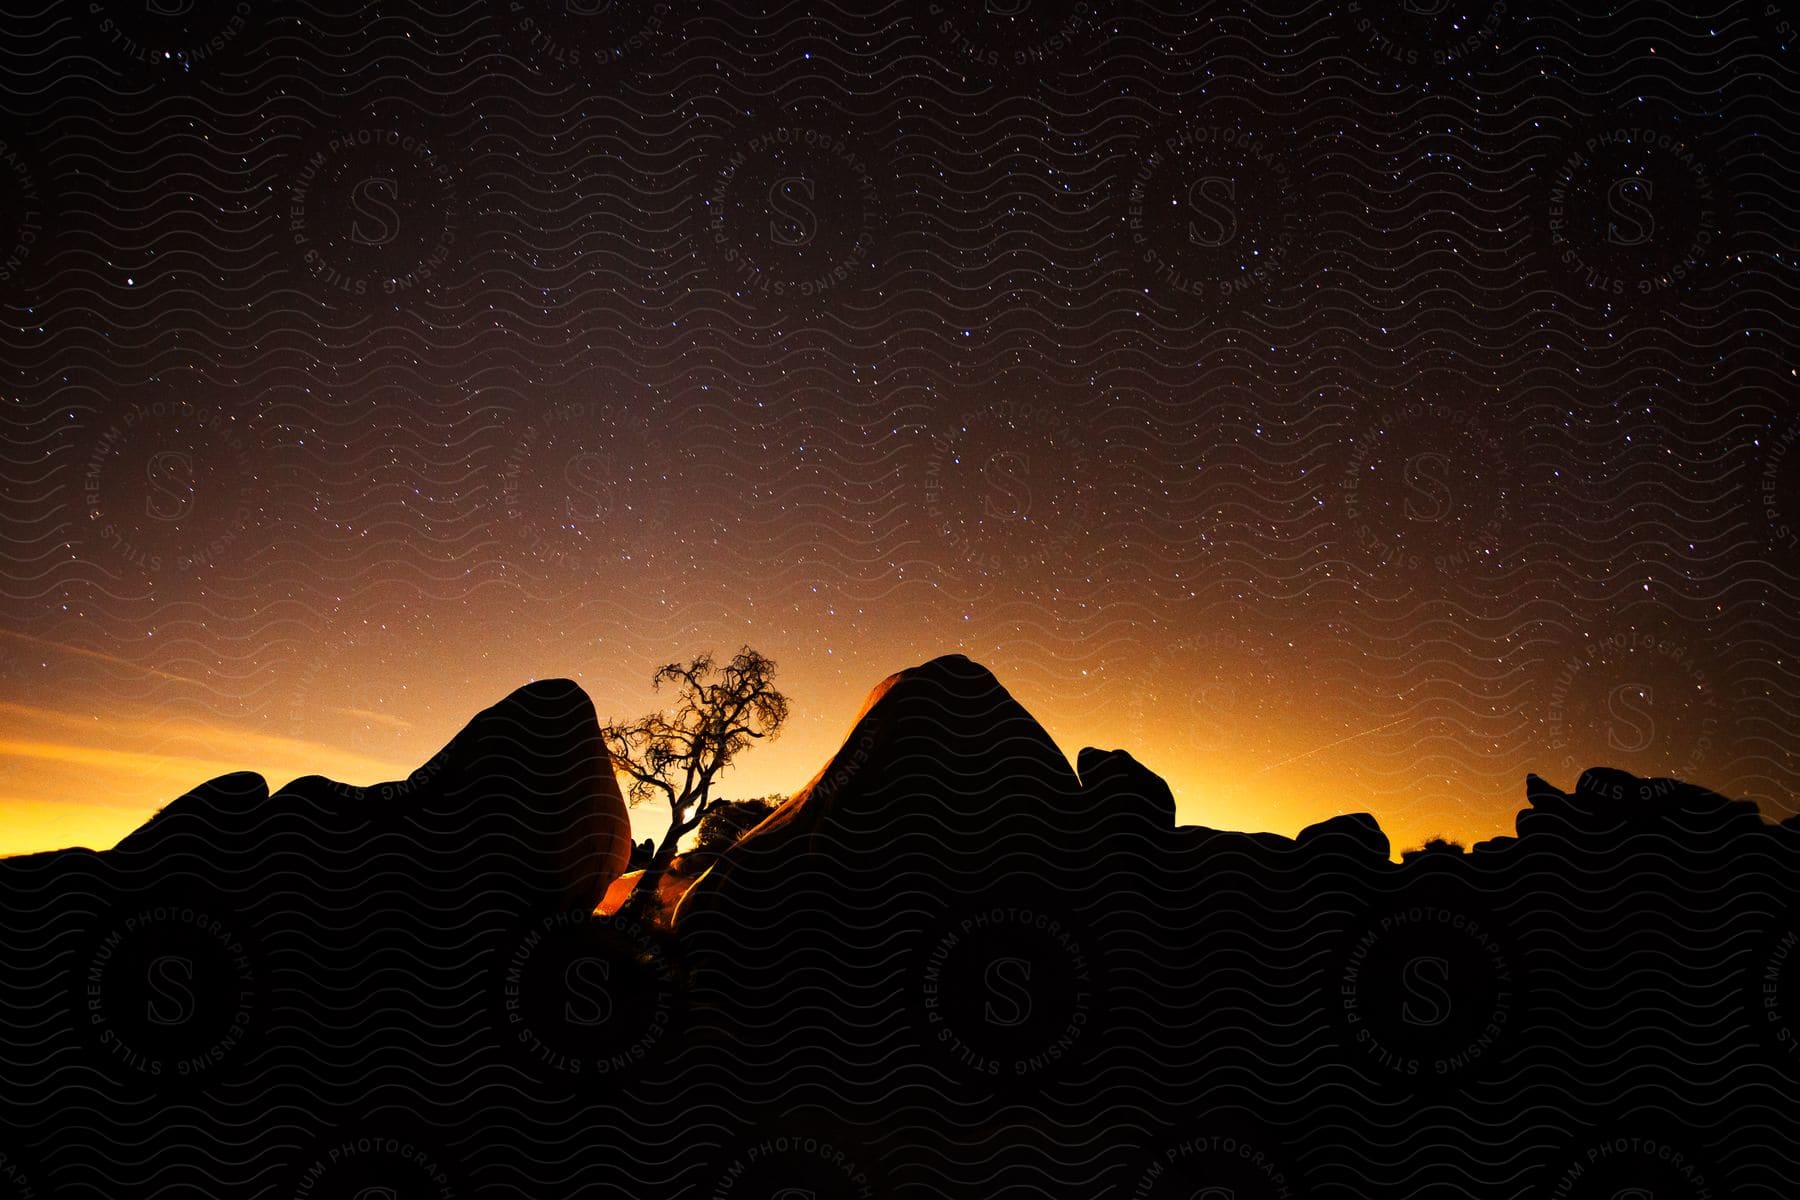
[{"xmin": 0, "ymin": 628, "xmax": 203, "ymax": 686}]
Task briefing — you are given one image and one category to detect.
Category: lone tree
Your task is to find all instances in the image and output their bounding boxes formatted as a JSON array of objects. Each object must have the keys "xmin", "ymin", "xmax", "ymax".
[{"xmin": 601, "ymin": 648, "xmax": 789, "ymax": 920}]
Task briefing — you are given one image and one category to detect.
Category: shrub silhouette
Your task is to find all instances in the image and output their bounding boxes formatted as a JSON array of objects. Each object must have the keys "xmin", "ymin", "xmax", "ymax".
[
  {"xmin": 694, "ymin": 795, "xmax": 783, "ymax": 856},
  {"xmin": 1400, "ymin": 835, "xmax": 1467, "ymax": 862}
]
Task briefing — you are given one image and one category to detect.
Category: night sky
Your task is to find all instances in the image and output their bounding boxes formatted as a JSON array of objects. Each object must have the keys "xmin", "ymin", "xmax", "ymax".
[{"xmin": 1, "ymin": 1, "xmax": 1796, "ymax": 856}]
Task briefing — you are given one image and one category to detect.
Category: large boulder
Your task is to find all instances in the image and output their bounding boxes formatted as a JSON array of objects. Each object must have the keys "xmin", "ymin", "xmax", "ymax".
[
  {"xmin": 676, "ymin": 653, "xmax": 1085, "ymax": 926},
  {"xmin": 265, "ymin": 678, "xmax": 633, "ymax": 914},
  {"xmin": 105, "ymin": 679, "xmax": 634, "ymax": 914},
  {"xmin": 669, "ymin": 654, "xmax": 1110, "ymax": 1116},
  {"xmin": 1076, "ymin": 746, "xmax": 1177, "ymax": 830},
  {"xmin": 1296, "ymin": 811, "xmax": 1389, "ymax": 860},
  {"xmin": 412, "ymin": 677, "xmax": 634, "ymax": 913}
]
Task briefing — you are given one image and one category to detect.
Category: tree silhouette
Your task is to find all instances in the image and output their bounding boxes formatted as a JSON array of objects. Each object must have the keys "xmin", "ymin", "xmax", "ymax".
[{"xmin": 600, "ymin": 648, "xmax": 789, "ymax": 920}]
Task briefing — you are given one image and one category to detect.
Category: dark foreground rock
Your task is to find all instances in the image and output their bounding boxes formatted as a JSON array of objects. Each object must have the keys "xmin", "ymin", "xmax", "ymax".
[{"xmin": 0, "ymin": 655, "xmax": 1795, "ymax": 1199}]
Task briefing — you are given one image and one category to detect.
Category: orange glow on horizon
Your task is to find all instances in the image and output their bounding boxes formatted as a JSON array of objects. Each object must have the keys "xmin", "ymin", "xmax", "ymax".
[
  {"xmin": 0, "ymin": 699, "xmax": 427, "ymax": 853},
  {"xmin": 0, "ymin": 654, "xmax": 1534, "ymax": 862}
]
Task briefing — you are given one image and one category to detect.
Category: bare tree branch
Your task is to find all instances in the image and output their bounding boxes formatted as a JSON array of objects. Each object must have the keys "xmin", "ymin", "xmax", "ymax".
[{"xmin": 603, "ymin": 648, "xmax": 789, "ymax": 922}]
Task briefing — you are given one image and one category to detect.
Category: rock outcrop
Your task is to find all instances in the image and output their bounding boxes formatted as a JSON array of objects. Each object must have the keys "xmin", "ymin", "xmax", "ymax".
[
  {"xmin": 1296, "ymin": 810, "xmax": 1389, "ymax": 859},
  {"xmin": 2, "ymin": 655, "xmax": 1793, "ymax": 1200},
  {"xmin": 1508, "ymin": 765, "xmax": 1765, "ymax": 845},
  {"xmin": 1075, "ymin": 746, "xmax": 1178, "ymax": 829},
  {"xmin": 676, "ymin": 653, "xmax": 1086, "ymax": 925},
  {"xmin": 108, "ymin": 679, "xmax": 633, "ymax": 912},
  {"xmin": 404, "ymin": 676, "xmax": 634, "ymax": 912}
]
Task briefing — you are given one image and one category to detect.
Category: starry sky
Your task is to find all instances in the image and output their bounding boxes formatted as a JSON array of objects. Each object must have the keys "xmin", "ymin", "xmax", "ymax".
[{"xmin": 1, "ymin": 2, "xmax": 1796, "ymax": 857}]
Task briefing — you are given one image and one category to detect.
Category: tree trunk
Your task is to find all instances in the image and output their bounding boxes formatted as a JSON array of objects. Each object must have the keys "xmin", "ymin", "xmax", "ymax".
[{"xmin": 619, "ymin": 824, "xmax": 685, "ymax": 922}]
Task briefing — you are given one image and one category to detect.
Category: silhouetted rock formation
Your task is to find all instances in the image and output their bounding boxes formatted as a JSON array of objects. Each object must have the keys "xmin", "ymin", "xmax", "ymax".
[
  {"xmin": 113, "ymin": 678, "xmax": 632, "ymax": 911},
  {"xmin": 678, "ymin": 653, "xmax": 1087, "ymax": 925},
  {"xmin": 1503, "ymin": 766, "xmax": 1765, "ymax": 846},
  {"xmin": 1296, "ymin": 810, "xmax": 1390, "ymax": 859},
  {"xmin": 0, "ymin": 655, "xmax": 1795, "ymax": 1200},
  {"xmin": 1076, "ymin": 745, "xmax": 1178, "ymax": 829},
  {"xmin": 112, "ymin": 769, "xmax": 271, "ymax": 855},
  {"xmin": 293, "ymin": 677, "xmax": 632, "ymax": 910}
]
